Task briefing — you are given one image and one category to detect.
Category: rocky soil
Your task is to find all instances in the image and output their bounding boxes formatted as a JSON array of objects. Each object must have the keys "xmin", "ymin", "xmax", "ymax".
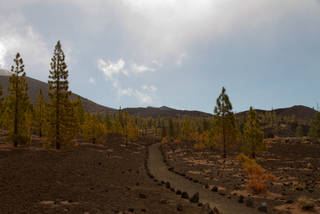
[
  {"xmin": 0, "ymin": 130, "xmax": 202, "ymax": 214},
  {"xmin": 161, "ymin": 137, "xmax": 320, "ymax": 213}
]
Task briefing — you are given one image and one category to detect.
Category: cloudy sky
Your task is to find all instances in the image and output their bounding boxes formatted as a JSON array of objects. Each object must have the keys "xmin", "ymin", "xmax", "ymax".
[{"xmin": 0, "ymin": 0, "xmax": 319, "ymax": 114}]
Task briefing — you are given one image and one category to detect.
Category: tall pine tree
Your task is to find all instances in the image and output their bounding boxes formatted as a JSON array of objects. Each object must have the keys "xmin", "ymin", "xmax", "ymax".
[
  {"xmin": 35, "ymin": 89, "xmax": 47, "ymax": 137},
  {"xmin": 47, "ymin": 41, "xmax": 78, "ymax": 149},
  {"xmin": 5, "ymin": 53, "xmax": 31, "ymax": 146},
  {"xmin": 242, "ymin": 107, "xmax": 265, "ymax": 159},
  {"xmin": 211, "ymin": 87, "xmax": 238, "ymax": 158}
]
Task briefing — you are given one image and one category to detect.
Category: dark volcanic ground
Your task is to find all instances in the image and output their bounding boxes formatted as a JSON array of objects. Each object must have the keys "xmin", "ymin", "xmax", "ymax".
[
  {"xmin": 161, "ymin": 138, "xmax": 320, "ymax": 213},
  {"xmin": 0, "ymin": 130, "xmax": 201, "ymax": 214}
]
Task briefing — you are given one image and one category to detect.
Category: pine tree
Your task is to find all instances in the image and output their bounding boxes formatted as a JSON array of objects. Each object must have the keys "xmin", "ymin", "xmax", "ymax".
[
  {"xmin": 296, "ymin": 123, "xmax": 304, "ymax": 138},
  {"xmin": 103, "ymin": 111, "xmax": 113, "ymax": 131},
  {"xmin": 82, "ymin": 111, "xmax": 107, "ymax": 144},
  {"xmin": 181, "ymin": 118, "xmax": 193, "ymax": 142},
  {"xmin": 74, "ymin": 96, "xmax": 85, "ymax": 126},
  {"xmin": 168, "ymin": 117, "xmax": 175, "ymax": 139},
  {"xmin": 308, "ymin": 112, "xmax": 320, "ymax": 139},
  {"xmin": 211, "ymin": 87, "xmax": 238, "ymax": 158},
  {"xmin": 123, "ymin": 111, "xmax": 130, "ymax": 146},
  {"xmin": 161, "ymin": 125, "xmax": 167, "ymax": 138},
  {"xmin": 242, "ymin": 107, "xmax": 265, "ymax": 159},
  {"xmin": 5, "ymin": 53, "xmax": 31, "ymax": 146},
  {"xmin": 128, "ymin": 116, "xmax": 139, "ymax": 142},
  {"xmin": 47, "ymin": 41, "xmax": 78, "ymax": 149},
  {"xmin": 35, "ymin": 89, "xmax": 47, "ymax": 137}
]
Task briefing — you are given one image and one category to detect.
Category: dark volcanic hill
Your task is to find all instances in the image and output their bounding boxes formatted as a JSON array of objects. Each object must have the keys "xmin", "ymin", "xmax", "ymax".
[
  {"xmin": 0, "ymin": 75, "xmax": 116, "ymax": 114},
  {"xmin": 122, "ymin": 106, "xmax": 212, "ymax": 118},
  {"xmin": 236, "ymin": 105, "xmax": 317, "ymax": 120}
]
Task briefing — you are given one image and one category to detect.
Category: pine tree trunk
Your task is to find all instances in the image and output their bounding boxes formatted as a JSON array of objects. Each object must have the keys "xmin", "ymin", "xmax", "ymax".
[{"xmin": 14, "ymin": 79, "xmax": 18, "ymax": 147}]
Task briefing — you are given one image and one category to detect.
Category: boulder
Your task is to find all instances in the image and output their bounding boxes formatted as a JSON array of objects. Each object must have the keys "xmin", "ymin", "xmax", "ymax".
[
  {"xmin": 202, "ymin": 203, "xmax": 210, "ymax": 211},
  {"xmin": 245, "ymin": 198, "xmax": 254, "ymax": 207},
  {"xmin": 159, "ymin": 198, "xmax": 167, "ymax": 204},
  {"xmin": 181, "ymin": 191, "xmax": 189, "ymax": 199},
  {"xmin": 165, "ymin": 182, "xmax": 171, "ymax": 189},
  {"xmin": 238, "ymin": 195, "xmax": 244, "ymax": 203},
  {"xmin": 258, "ymin": 202, "xmax": 267, "ymax": 212},
  {"xmin": 211, "ymin": 186, "xmax": 218, "ymax": 192},
  {"xmin": 190, "ymin": 192, "xmax": 199, "ymax": 203}
]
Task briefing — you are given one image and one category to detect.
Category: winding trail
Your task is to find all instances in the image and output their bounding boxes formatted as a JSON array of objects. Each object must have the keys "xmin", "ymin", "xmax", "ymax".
[{"xmin": 148, "ymin": 142, "xmax": 261, "ymax": 214}]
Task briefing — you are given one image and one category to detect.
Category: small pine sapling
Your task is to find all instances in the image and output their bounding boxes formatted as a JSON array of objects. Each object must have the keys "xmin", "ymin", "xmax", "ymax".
[{"xmin": 237, "ymin": 153, "xmax": 276, "ymax": 194}]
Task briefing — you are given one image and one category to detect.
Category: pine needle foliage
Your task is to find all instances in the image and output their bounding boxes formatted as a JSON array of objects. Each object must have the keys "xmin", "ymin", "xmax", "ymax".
[
  {"xmin": 211, "ymin": 87, "xmax": 238, "ymax": 158},
  {"xmin": 46, "ymin": 41, "xmax": 78, "ymax": 149},
  {"xmin": 296, "ymin": 123, "xmax": 304, "ymax": 138},
  {"xmin": 5, "ymin": 53, "xmax": 31, "ymax": 146},
  {"xmin": 308, "ymin": 111, "xmax": 320, "ymax": 139},
  {"xmin": 242, "ymin": 107, "xmax": 265, "ymax": 159},
  {"xmin": 82, "ymin": 111, "xmax": 107, "ymax": 144}
]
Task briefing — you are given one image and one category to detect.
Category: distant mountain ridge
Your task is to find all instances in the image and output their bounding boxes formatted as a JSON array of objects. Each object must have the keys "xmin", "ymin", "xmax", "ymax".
[
  {"xmin": 122, "ymin": 106, "xmax": 212, "ymax": 118},
  {"xmin": 236, "ymin": 105, "xmax": 316, "ymax": 120}
]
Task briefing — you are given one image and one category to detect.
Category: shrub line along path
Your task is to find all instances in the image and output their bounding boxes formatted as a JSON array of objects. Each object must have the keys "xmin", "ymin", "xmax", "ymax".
[{"xmin": 148, "ymin": 142, "xmax": 262, "ymax": 214}]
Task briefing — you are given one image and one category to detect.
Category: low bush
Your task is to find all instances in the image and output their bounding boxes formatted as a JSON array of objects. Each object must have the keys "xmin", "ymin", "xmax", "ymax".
[
  {"xmin": 298, "ymin": 196, "xmax": 314, "ymax": 210},
  {"xmin": 293, "ymin": 182, "xmax": 304, "ymax": 191},
  {"xmin": 237, "ymin": 153, "xmax": 276, "ymax": 194}
]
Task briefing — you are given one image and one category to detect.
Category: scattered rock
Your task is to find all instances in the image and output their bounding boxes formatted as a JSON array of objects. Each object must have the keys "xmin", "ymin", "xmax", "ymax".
[
  {"xmin": 170, "ymin": 188, "xmax": 175, "ymax": 192},
  {"xmin": 190, "ymin": 192, "xmax": 199, "ymax": 203},
  {"xmin": 202, "ymin": 203, "xmax": 210, "ymax": 211},
  {"xmin": 159, "ymin": 198, "xmax": 167, "ymax": 204},
  {"xmin": 285, "ymin": 200, "xmax": 293, "ymax": 204},
  {"xmin": 127, "ymin": 208, "xmax": 134, "ymax": 212},
  {"xmin": 211, "ymin": 186, "xmax": 218, "ymax": 192},
  {"xmin": 245, "ymin": 198, "xmax": 254, "ymax": 207},
  {"xmin": 176, "ymin": 190, "xmax": 182, "ymax": 195},
  {"xmin": 213, "ymin": 207, "xmax": 220, "ymax": 214},
  {"xmin": 205, "ymin": 183, "xmax": 210, "ymax": 189},
  {"xmin": 258, "ymin": 202, "xmax": 267, "ymax": 212},
  {"xmin": 165, "ymin": 182, "xmax": 171, "ymax": 189},
  {"xmin": 238, "ymin": 195, "xmax": 244, "ymax": 203},
  {"xmin": 141, "ymin": 208, "xmax": 146, "ymax": 212},
  {"xmin": 181, "ymin": 191, "xmax": 189, "ymax": 199},
  {"xmin": 139, "ymin": 193, "xmax": 146, "ymax": 199},
  {"xmin": 177, "ymin": 204, "xmax": 183, "ymax": 211},
  {"xmin": 227, "ymin": 195, "xmax": 231, "ymax": 199}
]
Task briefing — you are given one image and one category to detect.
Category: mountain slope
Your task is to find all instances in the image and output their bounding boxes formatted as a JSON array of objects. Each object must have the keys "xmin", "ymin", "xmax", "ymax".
[{"xmin": 0, "ymin": 75, "xmax": 116, "ymax": 114}]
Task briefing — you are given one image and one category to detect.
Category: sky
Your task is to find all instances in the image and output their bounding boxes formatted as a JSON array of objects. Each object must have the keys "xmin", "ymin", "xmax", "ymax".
[{"xmin": 0, "ymin": 0, "xmax": 319, "ymax": 114}]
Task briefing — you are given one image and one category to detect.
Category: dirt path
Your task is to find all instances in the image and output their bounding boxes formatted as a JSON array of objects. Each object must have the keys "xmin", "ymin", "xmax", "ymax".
[{"xmin": 148, "ymin": 142, "xmax": 262, "ymax": 214}]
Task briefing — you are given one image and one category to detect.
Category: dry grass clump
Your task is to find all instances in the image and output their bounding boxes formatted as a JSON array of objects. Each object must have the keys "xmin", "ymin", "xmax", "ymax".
[
  {"xmin": 307, "ymin": 163, "xmax": 313, "ymax": 169},
  {"xmin": 298, "ymin": 196, "xmax": 314, "ymax": 210},
  {"xmin": 293, "ymin": 182, "xmax": 304, "ymax": 191}
]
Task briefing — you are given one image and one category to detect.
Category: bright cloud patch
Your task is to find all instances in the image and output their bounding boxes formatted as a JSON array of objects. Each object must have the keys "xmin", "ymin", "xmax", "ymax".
[
  {"xmin": 98, "ymin": 58, "xmax": 127, "ymax": 81},
  {"xmin": 130, "ymin": 63, "xmax": 155, "ymax": 74},
  {"xmin": 0, "ymin": 13, "xmax": 50, "ymax": 76},
  {"xmin": 98, "ymin": 58, "xmax": 158, "ymax": 104}
]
